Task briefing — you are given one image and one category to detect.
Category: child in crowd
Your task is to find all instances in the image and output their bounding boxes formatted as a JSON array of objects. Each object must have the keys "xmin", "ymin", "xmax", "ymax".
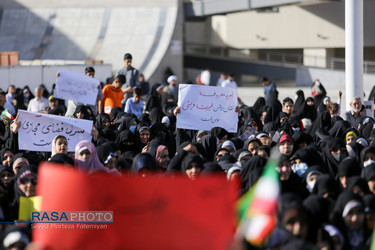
[{"xmin": 124, "ymin": 87, "xmax": 144, "ymax": 119}]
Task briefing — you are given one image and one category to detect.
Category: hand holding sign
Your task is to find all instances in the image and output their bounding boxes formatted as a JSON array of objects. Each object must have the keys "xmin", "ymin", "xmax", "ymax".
[{"xmin": 10, "ymin": 113, "xmax": 21, "ymax": 134}]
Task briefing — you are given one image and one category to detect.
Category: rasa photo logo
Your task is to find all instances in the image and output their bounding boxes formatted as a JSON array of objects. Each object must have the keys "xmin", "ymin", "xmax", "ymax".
[
  {"xmin": 32, "ymin": 211, "xmax": 113, "ymax": 223},
  {"xmin": 31, "ymin": 211, "xmax": 113, "ymax": 230}
]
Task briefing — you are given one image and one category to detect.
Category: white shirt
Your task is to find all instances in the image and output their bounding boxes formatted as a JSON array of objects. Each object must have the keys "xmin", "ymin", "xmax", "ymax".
[
  {"xmin": 27, "ymin": 97, "xmax": 49, "ymax": 112},
  {"xmin": 221, "ymin": 79, "xmax": 237, "ymax": 89},
  {"xmin": 200, "ymin": 70, "xmax": 211, "ymax": 86}
]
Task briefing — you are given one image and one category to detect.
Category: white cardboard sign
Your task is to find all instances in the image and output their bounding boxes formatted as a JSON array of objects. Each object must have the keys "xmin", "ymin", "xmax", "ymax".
[
  {"xmin": 18, "ymin": 110, "xmax": 93, "ymax": 152},
  {"xmin": 54, "ymin": 69, "xmax": 99, "ymax": 105},
  {"xmin": 176, "ymin": 84, "xmax": 238, "ymax": 133}
]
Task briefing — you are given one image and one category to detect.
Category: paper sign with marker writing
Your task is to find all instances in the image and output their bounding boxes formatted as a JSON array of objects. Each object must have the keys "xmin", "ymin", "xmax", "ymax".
[
  {"xmin": 19, "ymin": 196, "xmax": 42, "ymax": 221},
  {"xmin": 33, "ymin": 163, "xmax": 237, "ymax": 249},
  {"xmin": 54, "ymin": 69, "xmax": 99, "ymax": 105},
  {"xmin": 176, "ymin": 84, "xmax": 238, "ymax": 132},
  {"xmin": 18, "ymin": 110, "xmax": 92, "ymax": 152}
]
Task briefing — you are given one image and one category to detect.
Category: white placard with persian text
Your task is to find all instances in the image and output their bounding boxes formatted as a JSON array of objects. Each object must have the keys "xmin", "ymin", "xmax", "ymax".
[
  {"xmin": 176, "ymin": 84, "xmax": 238, "ymax": 133},
  {"xmin": 18, "ymin": 110, "xmax": 93, "ymax": 152},
  {"xmin": 54, "ymin": 69, "xmax": 99, "ymax": 105}
]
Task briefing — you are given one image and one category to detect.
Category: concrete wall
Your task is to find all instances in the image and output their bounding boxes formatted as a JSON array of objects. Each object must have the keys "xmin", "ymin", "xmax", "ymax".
[
  {"xmin": 185, "ymin": 0, "xmax": 375, "ymax": 49},
  {"xmin": 0, "ymin": 64, "xmax": 112, "ymax": 92},
  {"xmin": 296, "ymin": 67, "xmax": 375, "ymax": 94},
  {"xmin": 0, "ymin": 0, "xmax": 181, "ymax": 85},
  {"xmin": 147, "ymin": 0, "xmax": 184, "ymax": 85}
]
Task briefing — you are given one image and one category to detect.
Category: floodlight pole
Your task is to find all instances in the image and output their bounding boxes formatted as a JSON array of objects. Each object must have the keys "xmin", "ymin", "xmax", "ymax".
[{"xmin": 345, "ymin": 0, "xmax": 364, "ymax": 111}]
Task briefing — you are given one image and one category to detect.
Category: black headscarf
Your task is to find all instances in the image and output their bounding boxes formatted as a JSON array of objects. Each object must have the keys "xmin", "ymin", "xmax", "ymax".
[
  {"xmin": 115, "ymin": 156, "xmax": 132, "ymax": 172},
  {"xmin": 48, "ymin": 153, "xmax": 74, "ymax": 166},
  {"xmin": 337, "ymin": 157, "xmax": 361, "ymax": 179},
  {"xmin": 278, "ymin": 118, "xmax": 294, "ymax": 136},
  {"xmin": 279, "ymin": 154, "xmax": 304, "ymax": 195},
  {"xmin": 201, "ymin": 162, "xmax": 224, "ymax": 175},
  {"xmin": 303, "ymin": 194, "xmax": 332, "ymax": 226},
  {"xmin": 197, "ymin": 134, "xmax": 218, "ymax": 162},
  {"xmin": 313, "ymin": 174, "xmax": 339, "ymax": 200},
  {"xmin": 95, "ymin": 113, "xmax": 111, "ymax": 130},
  {"xmin": 292, "ymin": 132, "xmax": 313, "ymax": 151},
  {"xmin": 263, "ymin": 121, "xmax": 279, "ymax": 134},
  {"xmin": 291, "ymin": 147, "xmax": 326, "ymax": 168},
  {"xmin": 329, "ymin": 120, "xmax": 353, "ymax": 140},
  {"xmin": 241, "ymin": 155, "xmax": 267, "ymax": 194},
  {"xmin": 147, "ymin": 138, "xmax": 169, "ymax": 159},
  {"xmin": 117, "ymin": 114, "xmax": 138, "ymax": 132},
  {"xmin": 252, "ymin": 97, "xmax": 266, "ymax": 117},
  {"xmin": 210, "ymin": 127, "xmax": 228, "ymax": 142},
  {"xmin": 296, "ymin": 97, "xmax": 317, "ymax": 122},
  {"xmin": 96, "ymin": 141, "xmax": 119, "ymax": 164},
  {"xmin": 362, "ymin": 163, "xmax": 375, "ymax": 183},
  {"xmin": 346, "ymin": 176, "xmax": 370, "ymax": 195},
  {"xmin": 9, "ymin": 165, "xmax": 38, "ymax": 220},
  {"xmin": 294, "ymin": 90, "xmax": 305, "ymax": 115},
  {"xmin": 174, "ymin": 129, "xmax": 192, "ymax": 149},
  {"xmin": 131, "ymin": 153, "xmax": 158, "ymax": 173},
  {"xmin": 331, "ymin": 116, "xmax": 343, "ymax": 127},
  {"xmin": 243, "ymin": 137, "xmax": 261, "ymax": 151},
  {"xmin": 146, "ymin": 83, "xmax": 162, "ymax": 112},
  {"xmin": 264, "ymin": 102, "xmax": 282, "ymax": 124},
  {"xmin": 149, "ymin": 107, "xmax": 165, "ymax": 126},
  {"xmin": 321, "ymin": 137, "xmax": 347, "ymax": 176},
  {"xmin": 139, "ymin": 113, "xmax": 151, "ymax": 126},
  {"xmin": 23, "ymin": 85, "xmax": 34, "ymax": 103},
  {"xmin": 306, "ymin": 110, "xmax": 332, "ymax": 137},
  {"xmin": 303, "ymin": 194, "xmax": 334, "ymax": 245},
  {"xmin": 181, "ymin": 154, "xmax": 204, "ymax": 173},
  {"xmin": 360, "ymin": 146, "xmax": 375, "ymax": 167},
  {"xmin": 217, "ymin": 154, "xmax": 236, "ymax": 171},
  {"xmin": 150, "ymin": 123, "xmax": 169, "ymax": 141},
  {"xmin": 242, "ymin": 107, "xmax": 263, "ymax": 131},
  {"xmin": 331, "ymin": 191, "xmax": 370, "ymax": 250},
  {"xmin": 101, "ymin": 128, "xmax": 116, "ymax": 142},
  {"xmin": 358, "ymin": 117, "xmax": 375, "ymax": 140},
  {"xmin": 109, "ymin": 107, "xmax": 123, "ymax": 122},
  {"xmin": 115, "ymin": 130, "xmax": 137, "ymax": 153},
  {"xmin": 369, "ymin": 86, "xmax": 375, "ymax": 103},
  {"xmin": 0, "ymin": 148, "xmax": 13, "ymax": 165},
  {"xmin": 74, "ymin": 104, "xmax": 92, "ymax": 120}
]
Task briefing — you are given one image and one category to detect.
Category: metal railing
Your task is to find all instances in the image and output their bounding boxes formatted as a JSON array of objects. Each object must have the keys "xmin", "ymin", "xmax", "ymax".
[{"xmin": 185, "ymin": 43, "xmax": 375, "ymax": 74}]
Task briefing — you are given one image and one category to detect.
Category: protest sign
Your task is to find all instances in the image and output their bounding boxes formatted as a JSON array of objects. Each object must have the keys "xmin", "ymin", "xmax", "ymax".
[
  {"xmin": 19, "ymin": 196, "xmax": 42, "ymax": 221},
  {"xmin": 33, "ymin": 163, "xmax": 238, "ymax": 249},
  {"xmin": 18, "ymin": 110, "xmax": 92, "ymax": 152},
  {"xmin": 54, "ymin": 69, "xmax": 99, "ymax": 105},
  {"xmin": 176, "ymin": 84, "xmax": 238, "ymax": 132}
]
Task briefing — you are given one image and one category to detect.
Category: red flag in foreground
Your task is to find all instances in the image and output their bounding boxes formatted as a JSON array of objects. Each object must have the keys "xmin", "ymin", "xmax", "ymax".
[{"xmin": 33, "ymin": 163, "xmax": 238, "ymax": 249}]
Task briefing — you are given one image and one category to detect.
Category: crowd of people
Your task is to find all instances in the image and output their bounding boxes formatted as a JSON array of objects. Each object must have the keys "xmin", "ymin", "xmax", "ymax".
[{"xmin": 0, "ymin": 52, "xmax": 375, "ymax": 249}]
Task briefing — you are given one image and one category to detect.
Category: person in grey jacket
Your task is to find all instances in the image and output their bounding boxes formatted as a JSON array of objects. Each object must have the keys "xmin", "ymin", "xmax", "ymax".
[
  {"xmin": 345, "ymin": 96, "xmax": 365, "ymax": 129},
  {"xmin": 117, "ymin": 53, "xmax": 139, "ymax": 104}
]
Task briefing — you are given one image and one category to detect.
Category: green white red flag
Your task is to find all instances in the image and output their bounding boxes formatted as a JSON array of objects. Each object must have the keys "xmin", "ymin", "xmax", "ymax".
[{"xmin": 236, "ymin": 149, "xmax": 280, "ymax": 246}]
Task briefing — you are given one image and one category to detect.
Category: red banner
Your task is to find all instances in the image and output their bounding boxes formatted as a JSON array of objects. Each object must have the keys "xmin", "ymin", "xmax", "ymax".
[{"xmin": 33, "ymin": 163, "xmax": 238, "ymax": 249}]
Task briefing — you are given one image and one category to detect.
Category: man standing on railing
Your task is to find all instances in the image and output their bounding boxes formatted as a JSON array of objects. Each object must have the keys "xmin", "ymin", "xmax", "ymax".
[{"xmin": 261, "ymin": 77, "xmax": 277, "ymax": 105}]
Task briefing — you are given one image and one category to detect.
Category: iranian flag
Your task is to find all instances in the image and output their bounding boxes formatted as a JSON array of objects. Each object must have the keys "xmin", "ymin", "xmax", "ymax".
[{"xmin": 236, "ymin": 149, "xmax": 280, "ymax": 246}]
